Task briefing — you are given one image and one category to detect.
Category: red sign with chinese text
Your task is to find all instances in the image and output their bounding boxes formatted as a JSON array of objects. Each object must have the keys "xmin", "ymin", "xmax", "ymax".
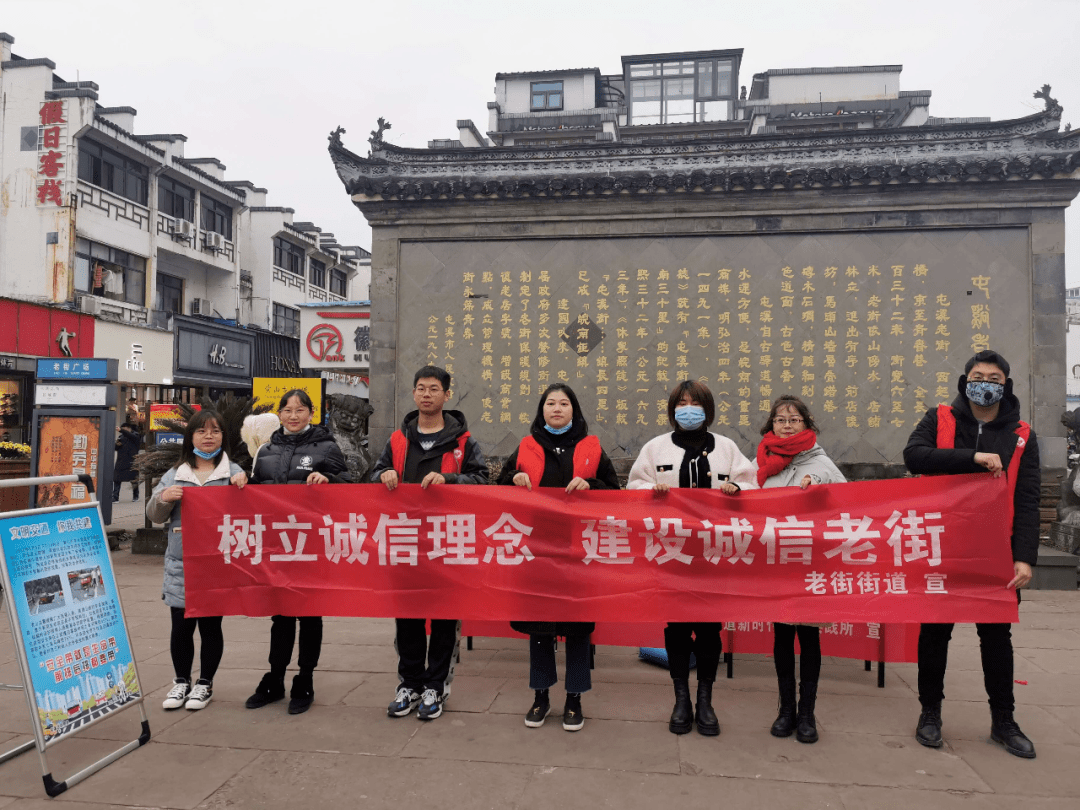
[{"xmin": 183, "ymin": 473, "xmax": 1019, "ymax": 624}]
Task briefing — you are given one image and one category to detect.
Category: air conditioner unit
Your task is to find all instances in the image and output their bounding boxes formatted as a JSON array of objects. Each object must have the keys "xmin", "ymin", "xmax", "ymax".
[
  {"xmin": 204, "ymin": 231, "xmax": 225, "ymax": 251},
  {"xmin": 78, "ymin": 295, "xmax": 102, "ymax": 316},
  {"xmin": 173, "ymin": 218, "xmax": 194, "ymax": 239},
  {"xmin": 190, "ymin": 297, "xmax": 214, "ymax": 316}
]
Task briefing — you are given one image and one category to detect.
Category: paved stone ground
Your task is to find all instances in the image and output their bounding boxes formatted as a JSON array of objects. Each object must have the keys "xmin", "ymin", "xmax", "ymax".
[{"xmin": 0, "ymin": 495, "xmax": 1077, "ymax": 808}]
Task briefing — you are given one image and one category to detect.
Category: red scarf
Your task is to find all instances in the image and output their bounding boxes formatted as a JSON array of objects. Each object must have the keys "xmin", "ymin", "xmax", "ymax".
[{"xmin": 756, "ymin": 429, "xmax": 817, "ymax": 487}]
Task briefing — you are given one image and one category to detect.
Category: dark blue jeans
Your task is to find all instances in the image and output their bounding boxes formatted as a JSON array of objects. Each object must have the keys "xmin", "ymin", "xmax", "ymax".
[{"xmin": 529, "ymin": 633, "xmax": 591, "ymax": 693}]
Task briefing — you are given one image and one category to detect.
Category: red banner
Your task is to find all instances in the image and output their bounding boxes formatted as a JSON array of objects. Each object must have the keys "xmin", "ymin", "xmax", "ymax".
[
  {"xmin": 184, "ymin": 473, "xmax": 1018, "ymax": 624},
  {"xmin": 461, "ymin": 620, "xmax": 920, "ymax": 663}
]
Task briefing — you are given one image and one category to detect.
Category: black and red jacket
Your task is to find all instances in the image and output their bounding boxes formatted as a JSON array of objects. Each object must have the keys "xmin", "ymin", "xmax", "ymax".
[
  {"xmin": 496, "ymin": 420, "xmax": 620, "ymax": 491},
  {"xmin": 370, "ymin": 409, "xmax": 487, "ymax": 485},
  {"xmin": 903, "ymin": 384, "xmax": 1040, "ymax": 566}
]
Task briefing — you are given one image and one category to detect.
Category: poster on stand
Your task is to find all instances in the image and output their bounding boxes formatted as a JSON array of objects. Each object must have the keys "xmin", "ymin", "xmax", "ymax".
[{"xmin": 0, "ymin": 504, "xmax": 142, "ymax": 745}]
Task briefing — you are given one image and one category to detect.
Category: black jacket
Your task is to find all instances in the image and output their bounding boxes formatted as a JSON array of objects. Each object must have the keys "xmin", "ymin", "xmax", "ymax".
[
  {"xmin": 496, "ymin": 420, "xmax": 620, "ymax": 490},
  {"xmin": 903, "ymin": 385, "xmax": 1041, "ymax": 565},
  {"xmin": 251, "ymin": 425, "xmax": 351, "ymax": 485},
  {"xmin": 370, "ymin": 409, "xmax": 487, "ymax": 485},
  {"xmin": 114, "ymin": 428, "xmax": 141, "ymax": 482}
]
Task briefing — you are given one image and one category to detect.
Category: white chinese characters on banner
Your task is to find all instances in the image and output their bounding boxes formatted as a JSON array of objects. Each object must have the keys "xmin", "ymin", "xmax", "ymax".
[{"xmin": 214, "ymin": 508, "xmax": 951, "ymax": 595}]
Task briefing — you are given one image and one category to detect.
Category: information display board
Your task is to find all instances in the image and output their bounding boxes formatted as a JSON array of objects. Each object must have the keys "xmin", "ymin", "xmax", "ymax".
[{"xmin": 0, "ymin": 503, "xmax": 142, "ymax": 745}]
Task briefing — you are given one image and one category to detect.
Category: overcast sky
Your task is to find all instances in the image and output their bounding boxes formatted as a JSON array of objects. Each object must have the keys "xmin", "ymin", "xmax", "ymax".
[{"xmin": 5, "ymin": 0, "xmax": 1079, "ymax": 282}]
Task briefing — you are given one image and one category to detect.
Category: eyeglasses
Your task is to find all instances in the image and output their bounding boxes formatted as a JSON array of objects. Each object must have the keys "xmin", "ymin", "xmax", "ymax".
[
  {"xmin": 414, "ymin": 386, "xmax": 446, "ymax": 395},
  {"xmin": 773, "ymin": 418, "xmax": 804, "ymax": 426}
]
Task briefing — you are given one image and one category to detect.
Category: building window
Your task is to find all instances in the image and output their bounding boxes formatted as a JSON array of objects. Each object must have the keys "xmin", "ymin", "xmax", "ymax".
[
  {"xmin": 74, "ymin": 237, "xmax": 146, "ymax": 306},
  {"xmin": 77, "ymin": 137, "xmax": 148, "ymax": 205},
  {"xmin": 309, "ymin": 258, "xmax": 326, "ymax": 289},
  {"xmin": 273, "ymin": 237, "xmax": 305, "ymax": 275},
  {"xmin": 530, "ymin": 81, "xmax": 563, "ymax": 111},
  {"xmin": 329, "ymin": 268, "xmax": 347, "ymax": 297},
  {"xmin": 628, "ymin": 58, "xmax": 733, "ymax": 125},
  {"xmin": 273, "ymin": 303, "xmax": 300, "ymax": 337},
  {"xmin": 159, "ymin": 176, "xmax": 195, "ymax": 222},
  {"xmin": 155, "ymin": 272, "xmax": 184, "ymax": 314},
  {"xmin": 201, "ymin": 196, "xmax": 233, "ymax": 239}
]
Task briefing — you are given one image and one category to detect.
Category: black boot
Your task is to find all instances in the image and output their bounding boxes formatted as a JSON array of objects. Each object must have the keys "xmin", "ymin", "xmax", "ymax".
[
  {"xmin": 915, "ymin": 704, "xmax": 943, "ymax": 748},
  {"xmin": 694, "ymin": 679, "xmax": 720, "ymax": 736},
  {"xmin": 770, "ymin": 676, "xmax": 797, "ymax": 737},
  {"xmin": 245, "ymin": 672, "xmax": 285, "ymax": 709},
  {"xmin": 668, "ymin": 677, "xmax": 693, "ymax": 735},
  {"xmin": 990, "ymin": 709, "xmax": 1035, "ymax": 759},
  {"xmin": 288, "ymin": 671, "xmax": 314, "ymax": 715},
  {"xmin": 796, "ymin": 681, "xmax": 818, "ymax": 743}
]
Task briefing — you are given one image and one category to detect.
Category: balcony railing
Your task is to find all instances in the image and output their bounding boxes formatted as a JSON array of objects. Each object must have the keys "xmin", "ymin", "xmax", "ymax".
[
  {"xmin": 77, "ymin": 180, "xmax": 150, "ymax": 231},
  {"xmin": 273, "ymin": 266, "xmax": 305, "ymax": 290}
]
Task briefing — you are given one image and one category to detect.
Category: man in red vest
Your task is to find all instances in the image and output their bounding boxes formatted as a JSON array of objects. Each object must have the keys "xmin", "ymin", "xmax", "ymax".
[
  {"xmin": 903, "ymin": 349, "xmax": 1040, "ymax": 759},
  {"xmin": 371, "ymin": 365, "xmax": 488, "ymax": 721}
]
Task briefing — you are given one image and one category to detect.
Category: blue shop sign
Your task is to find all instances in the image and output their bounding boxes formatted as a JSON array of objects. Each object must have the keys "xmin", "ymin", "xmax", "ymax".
[
  {"xmin": 155, "ymin": 433, "xmax": 183, "ymax": 445},
  {"xmin": 36, "ymin": 359, "xmax": 117, "ymax": 381}
]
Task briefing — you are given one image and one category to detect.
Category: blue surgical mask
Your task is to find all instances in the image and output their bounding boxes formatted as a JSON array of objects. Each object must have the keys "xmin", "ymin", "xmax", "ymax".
[
  {"xmin": 966, "ymin": 380, "xmax": 1005, "ymax": 407},
  {"xmin": 193, "ymin": 447, "xmax": 222, "ymax": 460},
  {"xmin": 674, "ymin": 405, "xmax": 707, "ymax": 430},
  {"xmin": 544, "ymin": 419, "xmax": 572, "ymax": 435}
]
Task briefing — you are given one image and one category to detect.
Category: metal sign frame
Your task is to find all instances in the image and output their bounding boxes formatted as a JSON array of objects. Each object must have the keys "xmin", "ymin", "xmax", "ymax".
[{"xmin": 0, "ymin": 474, "xmax": 150, "ymax": 796}]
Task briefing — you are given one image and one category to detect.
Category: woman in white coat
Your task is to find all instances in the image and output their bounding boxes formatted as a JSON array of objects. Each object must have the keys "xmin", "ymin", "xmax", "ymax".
[
  {"xmin": 754, "ymin": 394, "xmax": 845, "ymax": 744},
  {"xmin": 627, "ymin": 380, "xmax": 756, "ymax": 737}
]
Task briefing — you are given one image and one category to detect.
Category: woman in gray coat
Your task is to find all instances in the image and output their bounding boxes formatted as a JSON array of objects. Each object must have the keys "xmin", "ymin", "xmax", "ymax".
[
  {"xmin": 753, "ymin": 395, "xmax": 845, "ymax": 744},
  {"xmin": 146, "ymin": 409, "xmax": 246, "ymax": 711}
]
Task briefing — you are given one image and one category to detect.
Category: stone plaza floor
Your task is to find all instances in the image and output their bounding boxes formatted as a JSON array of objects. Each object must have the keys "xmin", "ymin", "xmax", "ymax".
[{"xmin": 0, "ymin": 496, "xmax": 1077, "ymax": 809}]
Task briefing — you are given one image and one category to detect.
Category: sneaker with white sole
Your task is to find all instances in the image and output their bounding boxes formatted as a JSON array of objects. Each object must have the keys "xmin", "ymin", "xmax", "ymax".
[
  {"xmin": 162, "ymin": 678, "xmax": 190, "ymax": 710},
  {"xmin": 416, "ymin": 688, "xmax": 444, "ymax": 720},
  {"xmin": 185, "ymin": 679, "xmax": 213, "ymax": 710},
  {"xmin": 387, "ymin": 687, "xmax": 421, "ymax": 717}
]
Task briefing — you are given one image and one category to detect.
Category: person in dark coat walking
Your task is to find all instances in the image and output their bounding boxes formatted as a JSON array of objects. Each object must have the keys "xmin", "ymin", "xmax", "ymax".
[
  {"xmin": 903, "ymin": 349, "xmax": 1040, "ymax": 759},
  {"xmin": 113, "ymin": 422, "xmax": 142, "ymax": 501},
  {"xmin": 244, "ymin": 389, "xmax": 351, "ymax": 715},
  {"xmin": 372, "ymin": 365, "xmax": 488, "ymax": 722},
  {"xmin": 496, "ymin": 383, "xmax": 621, "ymax": 732}
]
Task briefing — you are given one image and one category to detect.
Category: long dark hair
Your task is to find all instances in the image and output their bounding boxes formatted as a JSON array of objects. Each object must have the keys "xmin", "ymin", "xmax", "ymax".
[
  {"xmin": 175, "ymin": 410, "xmax": 223, "ymax": 469},
  {"xmin": 531, "ymin": 383, "xmax": 587, "ymax": 435},
  {"xmin": 760, "ymin": 395, "xmax": 819, "ymax": 436}
]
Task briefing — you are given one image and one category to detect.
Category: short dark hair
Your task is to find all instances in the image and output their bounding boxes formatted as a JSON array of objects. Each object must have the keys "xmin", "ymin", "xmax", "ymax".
[
  {"xmin": 666, "ymin": 379, "xmax": 715, "ymax": 429},
  {"xmin": 277, "ymin": 388, "xmax": 315, "ymax": 412},
  {"xmin": 761, "ymin": 395, "xmax": 819, "ymax": 436},
  {"xmin": 964, "ymin": 350, "xmax": 1010, "ymax": 378},
  {"xmin": 120, "ymin": 421, "xmax": 138, "ymax": 431},
  {"xmin": 176, "ymin": 410, "xmax": 222, "ymax": 470},
  {"xmin": 533, "ymin": 383, "xmax": 587, "ymax": 434},
  {"xmin": 413, "ymin": 365, "xmax": 451, "ymax": 391}
]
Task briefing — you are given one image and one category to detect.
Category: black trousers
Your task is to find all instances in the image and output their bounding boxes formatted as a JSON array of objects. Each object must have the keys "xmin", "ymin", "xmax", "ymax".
[
  {"xmin": 169, "ymin": 607, "xmax": 223, "ymax": 683},
  {"xmin": 918, "ymin": 622, "xmax": 1015, "ymax": 712},
  {"xmin": 268, "ymin": 615, "xmax": 323, "ymax": 677},
  {"xmin": 773, "ymin": 623, "xmax": 821, "ymax": 684},
  {"xmin": 395, "ymin": 618, "xmax": 461, "ymax": 695},
  {"xmin": 664, "ymin": 622, "xmax": 722, "ymax": 681}
]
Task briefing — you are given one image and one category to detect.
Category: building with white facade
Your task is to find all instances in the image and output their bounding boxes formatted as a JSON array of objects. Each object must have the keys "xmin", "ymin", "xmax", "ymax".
[
  {"xmin": 0, "ymin": 31, "xmax": 370, "ymax": 422},
  {"xmin": 434, "ymin": 50, "xmax": 937, "ymax": 150}
]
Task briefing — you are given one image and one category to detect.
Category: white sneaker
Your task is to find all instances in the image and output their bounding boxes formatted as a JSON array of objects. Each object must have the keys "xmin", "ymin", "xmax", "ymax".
[
  {"xmin": 417, "ymin": 688, "xmax": 444, "ymax": 720},
  {"xmin": 162, "ymin": 679, "xmax": 190, "ymax": 710},
  {"xmin": 185, "ymin": 680, "xmax": 213, "ymax": 710}
]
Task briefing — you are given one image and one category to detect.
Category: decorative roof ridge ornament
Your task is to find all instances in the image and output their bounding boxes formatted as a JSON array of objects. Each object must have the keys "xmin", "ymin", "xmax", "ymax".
[
  {"xmin": 1034, "ymin": 84, "xmax": 1062, "ymax": 115},
  {"xmin": 328, "ymin": 126, "xmax": 346, "ymax": 150},
  {"xmin": 369, "ymin": 118, "xmax": 391, "ymax": 156}
]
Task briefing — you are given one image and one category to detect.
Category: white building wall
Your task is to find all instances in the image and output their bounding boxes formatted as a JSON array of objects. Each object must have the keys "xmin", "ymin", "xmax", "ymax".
[
  {"xmin": 767, "ymin": 70, "xmax": 901, "ymax": 104},
  {"xmin": 1067, "ymin": 319, "xmax": 1080, "ymax": 403},
  {"xmin": 499, "ymin": 74, "xmax": 593, "ymax": 114}
]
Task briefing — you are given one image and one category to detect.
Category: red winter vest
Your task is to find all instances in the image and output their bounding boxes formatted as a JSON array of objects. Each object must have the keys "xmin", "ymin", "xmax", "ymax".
[
  {"xmin": 390, "ymin": 430, "xmax": 471, "ymax": 478},
  {"xmin": 516, "ymin": 434, "xmax": 600, "ymax": 488},
  {"xmin": 935, "ymin": 403, "xmax": 1030, "ymax": 524}
]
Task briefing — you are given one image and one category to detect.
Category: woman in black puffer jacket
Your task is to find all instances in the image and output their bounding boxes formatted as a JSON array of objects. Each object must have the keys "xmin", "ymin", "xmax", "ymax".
[{"xmin": 244, "ymin": 389, "xmax": 350, "ymax": 715}]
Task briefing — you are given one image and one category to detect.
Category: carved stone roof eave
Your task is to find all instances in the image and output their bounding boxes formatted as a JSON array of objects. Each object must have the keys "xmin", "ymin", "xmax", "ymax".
[{"xmin": 329, "ymin": 107, "xmax": 1080, "ymax": 204}]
